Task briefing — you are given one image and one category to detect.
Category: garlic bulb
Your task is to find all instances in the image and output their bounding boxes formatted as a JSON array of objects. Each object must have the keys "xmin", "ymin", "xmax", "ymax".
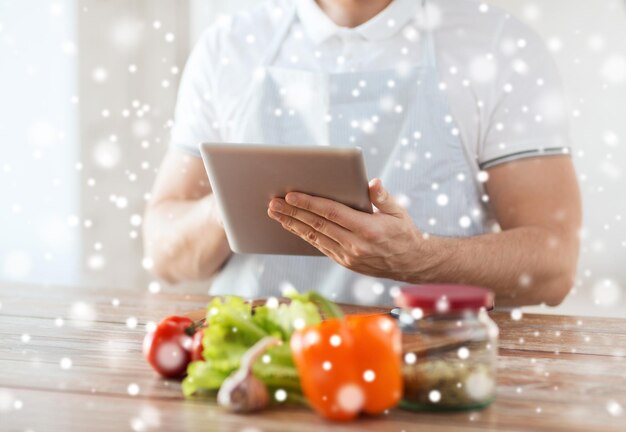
[{"xmin": 217, "ymin": 336, "xmax": 282, "ymax": 413}]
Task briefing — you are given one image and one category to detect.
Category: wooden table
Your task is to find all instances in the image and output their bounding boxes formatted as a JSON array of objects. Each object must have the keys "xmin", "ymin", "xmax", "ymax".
[{"xmin": 1, "ymin": 284, "xmax": 625, "ymax": 431}]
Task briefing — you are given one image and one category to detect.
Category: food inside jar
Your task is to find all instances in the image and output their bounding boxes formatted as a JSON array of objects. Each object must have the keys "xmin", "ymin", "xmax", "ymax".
[{"xmin": 401, "ymin": 341, "xmax": 496, "ymax": 410}]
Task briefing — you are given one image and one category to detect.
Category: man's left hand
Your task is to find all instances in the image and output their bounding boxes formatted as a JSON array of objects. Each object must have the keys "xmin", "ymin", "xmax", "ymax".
[{"xmin": 267, "ymin": 178, "xmax": 422, "ymax": 281}]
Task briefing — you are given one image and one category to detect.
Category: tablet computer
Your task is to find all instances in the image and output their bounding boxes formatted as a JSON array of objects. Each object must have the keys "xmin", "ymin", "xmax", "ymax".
[{"xmin": 200, "ymin": 143, "xmax": 372, "ymax": 256}]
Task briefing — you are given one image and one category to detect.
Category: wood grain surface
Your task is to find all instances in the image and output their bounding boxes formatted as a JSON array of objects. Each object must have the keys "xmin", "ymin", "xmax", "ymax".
[{"xmin": 1, "ymin": 283, "xmax": 625, "ymax": 431}]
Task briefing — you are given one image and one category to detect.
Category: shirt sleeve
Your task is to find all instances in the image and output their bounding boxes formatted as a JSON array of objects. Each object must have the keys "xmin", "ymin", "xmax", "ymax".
[
  {"xmin": 169, "ymin": 29, "xmax": 222, "ymax": 158},
  {"xmin": 477, "ymin": 15, "xmax": 571, "ymax": 169}
]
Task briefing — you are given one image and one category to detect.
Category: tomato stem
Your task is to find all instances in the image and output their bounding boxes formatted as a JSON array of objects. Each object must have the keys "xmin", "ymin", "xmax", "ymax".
[{"xmin": 185, "ymin": 320, "xmax": 205, "ymax": 336}]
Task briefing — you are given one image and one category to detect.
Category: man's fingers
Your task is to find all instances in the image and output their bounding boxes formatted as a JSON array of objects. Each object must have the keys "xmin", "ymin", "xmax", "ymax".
[
  {"xmin": 268, "ymin": 209, "xmax": 343, "ymax": 257},
  {"xmin": 284, "ymin": 192, "xmax": 367, "ymax": 231},
  {"xmin": 269, "ymin": 199, "xmax": 352, "ymax": 244}
]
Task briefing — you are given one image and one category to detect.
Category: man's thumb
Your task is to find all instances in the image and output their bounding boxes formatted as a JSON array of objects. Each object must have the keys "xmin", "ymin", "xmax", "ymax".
[{"xmin": 368, "ymin": 178, "xmax": 403, "ymax": 216}]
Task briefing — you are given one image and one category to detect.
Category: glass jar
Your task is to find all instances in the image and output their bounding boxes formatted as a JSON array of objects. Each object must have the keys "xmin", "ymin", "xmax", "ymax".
[{"xmin": 394, "ymin": 284, "xmax": 499, "ymax": 411}]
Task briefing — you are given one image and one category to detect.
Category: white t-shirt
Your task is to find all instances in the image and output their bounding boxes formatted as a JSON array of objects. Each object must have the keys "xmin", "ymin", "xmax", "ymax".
[{"xmin": 170, "ymin": 0, "xmax": 570, "ymax": 169}]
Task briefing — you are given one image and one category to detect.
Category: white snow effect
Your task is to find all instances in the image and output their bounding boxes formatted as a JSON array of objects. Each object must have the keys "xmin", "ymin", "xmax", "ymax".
[
  {"xmin": 280, "ymin": 281, "xmax": 297, "ymax": 297},
  {"xmin": 329, "ymin": 334, "xmax": 342, "ymax": 347},
  {"xmin": 265, "ymin": 296, "xmax": 279, "ymax": 309},
  {"xmin": 293, "ymin": 318, "xmax": 305, "ymax": 330},
  {"xmin": 114, "ymin": 196, "xmax": 129, "ymax": 209},
  {"xmin": 138, "ymin": 405, "xmax": 161, "ymax": 429},
  {"xmin": 130, "ymin": 417, "xmax": 146, "ymax": 432},
  {"xmin": 154, "ymin": 341, "xmax": 187, "ymax": 373},
  {"xmin": 0, "ymin": 389, "xmax": 15, "ymax": 413},
  {"xmin": 142, "ymin": 257, "xmax": 154, "ymax": 270},
  {"xmin": 459, "ymin": 216, "xmax": 472, "ymax": 229},
  {"xmin": 522, "ymin": 4, "xmax": 542, "ymax": 21},
  {"xmin": 511, "ymin": 308, "xmax": 523, "ymax": 321},
  {"xmin": 92, "ymin": 67, "xmax": 108, "ymax": 83},
  {"xmin": 128, "ymin": 383, "xmax": 140, "ymax": 396},
  {"xmin": 428, "ymin": 389, "xmax": 441, "ymax": 403},
  {"xmin": 378, "ymin": 316, "xmax": 393, "ymax": 333},
  {"xmin": 336, "ymin": 384, "xmax": 364, "ymax": 413},
  {"xmin": 436, "ymin": 194, "xmax": 449, "ymax": 206},
  {"xmin": 457, "ymin": 346, "xmax": 470, "ymax": 360},
  {"xmin": 603, "ymin": 131, "xmax": 619, "ymax": 147},
  {"xmin": 499, "ymin": 38, "xmax": 518, "ymax": 57},
  {"xmin": 352, "ymin": 277, "xmax": 384, "ymax": 305},
  {"xmin": 411, "ymin": 307, "xmax": 424, "ymax": 320},
  {"xmin": 395, "ymin": 193, "xmax": 411, "ymax": 208},
  {"xmin": 126, "ymin": 316, "xmax": 139, "ymax": 329},
  {"xmin": 601, "ymin": 55, "xmax": 626, "ymax": 84},
  {"xmin": 87, "ymin": 254, "xmax": 106, "ymax": 271},
  {"xmin": 2, "ymin": 250, "xmax": 33, "ymax": 280},
  {"xmin": 132, "ymin": 119, "xmax": 152, "ymax": 138},
  {"xmin": 363, "ymin": 370, "xmax": 376, "ymax": 382},
  {"xmin": 402, "ymin": 25, "xmax": 420, "ymax": 43},
  {"xmin": 110, "ymin": 18, "xmax": 144, "ymax": 50},
  {"xmin": 606, "ymin": 400, "xmax": 623, "ymax": 417},
  {"xmin": 547, "ymin": 37, "xmax": 563, "ymax": 53},
  {"xmin": 304, "ymin": 329, "xmax": 320, "ymax": 347},
  {"xmin": 465, "ymin": 370, "xmax": 495, "ymax": 401},
  {"xmin": 93, "ymin": 139, "xmax": 121, "ymax": 169},
  {"xmin": 519, "ymin": 273, "xmax": 533, "ymax": 288},
  {"xmin": 512, "ymin": 58, "xmax": 529, "ymax": 75},
  {"xmin": 601, "ymin": 160, "xmax": 622, "ymax": 180},
  {"xmin": 60, "ymin": 357, "xmax": 73, "ymax": 370},
  {"xmin": 28, "ymin": 121, "xmax": 60, "ymax": 148},
  {"xmin": 470, "ymin": 56, "xmax": 498, "ymax": 84},
  {"xmin": 404, "ymin": 352, "xmax": 417, "ymax": 365},
  {"xmin": 148, "ymin": 281, "xmax": 161, "ymax": 294},
  {"xmin": 592, "ymin": 279, "xmax": 622, "ymax": 307},
  {"xmin": 587, "ymin": 35, "xmax": 606, "ymax": 52},
  {"xmin": 130, "ymin": 214, "xmax": 143, "ymax": 227},
  {"xmin": 274, "ymin": 389, "xmax": 287, "ymax": 402},
  {"xmin": 436, "ymin": 296, "xmax": 450, "ymax": 313},
  {"xmin": 69, "ymin": 301, "xmax": 97, "ymax": 327},
  {"xmin": 416, "ymin": 3, "xmax": 442, "ymax": 31},
  {"xmin": 535, "ymin": 91, "xmax": 566, "ymax": 124}
]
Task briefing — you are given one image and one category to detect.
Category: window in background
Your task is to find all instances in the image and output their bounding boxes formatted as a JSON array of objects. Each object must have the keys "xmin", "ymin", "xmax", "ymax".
[
  {"xmin": 0, "ymin": 0, "xmax": 80, "ymax": 285},
  {"xmin": 0, "ymin": 0, "xmax": 189, "ymax": 290}
]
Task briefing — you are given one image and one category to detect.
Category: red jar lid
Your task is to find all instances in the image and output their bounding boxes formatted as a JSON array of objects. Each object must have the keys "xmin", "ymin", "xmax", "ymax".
[{"xmin": 395, "ymin": 284, "xmax": 494, "ymax": 313}]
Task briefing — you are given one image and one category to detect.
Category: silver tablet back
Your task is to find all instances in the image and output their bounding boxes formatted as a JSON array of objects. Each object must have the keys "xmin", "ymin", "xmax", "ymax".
[{"xmin": 200, "ymin": 143, "xmax": 372, "ymax": 255}]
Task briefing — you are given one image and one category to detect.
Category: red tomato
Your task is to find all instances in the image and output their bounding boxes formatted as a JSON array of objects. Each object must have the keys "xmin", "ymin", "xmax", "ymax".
[
  {"xmin": 143, "ymin": 316, "xmax": 195, "ymax": 378},
  {"xmin": 190, "ymin": 328, "xmax": 206, "ymax": 362}
]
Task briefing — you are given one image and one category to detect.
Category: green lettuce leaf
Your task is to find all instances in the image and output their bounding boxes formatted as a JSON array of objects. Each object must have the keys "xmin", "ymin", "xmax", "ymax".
[{"xmin": 182, "ymin": 292, "xmax": 324, "ymax": 398}]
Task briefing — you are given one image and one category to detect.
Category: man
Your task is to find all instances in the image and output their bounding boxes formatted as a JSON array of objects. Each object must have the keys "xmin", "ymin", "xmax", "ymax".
[{"xmin": 144, "ymin": 0, "xmax": 581, "ymax": 306}]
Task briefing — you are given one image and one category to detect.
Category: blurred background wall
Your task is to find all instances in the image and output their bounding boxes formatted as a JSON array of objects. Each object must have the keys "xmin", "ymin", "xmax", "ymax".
[{"xmin": 1, "ymin": 0, "xmax": 625, "ymax": 317}]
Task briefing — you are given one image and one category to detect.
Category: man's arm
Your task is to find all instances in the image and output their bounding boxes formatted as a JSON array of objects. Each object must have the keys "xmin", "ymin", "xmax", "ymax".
[
  {"xmin": 267, "ymin": 156, "xmax": 581, "ymax": 307},
  {"xmin": 143, "ymin": 150, "xmax": 231, "ymax": 284},
  {"xmin": 411, "ymin": 156, "xmax": 582, "ymax": 306}
]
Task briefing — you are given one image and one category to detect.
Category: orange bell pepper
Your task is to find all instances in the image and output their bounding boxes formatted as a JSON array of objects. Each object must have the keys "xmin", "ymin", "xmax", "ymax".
[{"xmin": 290, "ymin": 297, "xmax": 403, "ymax": 421}]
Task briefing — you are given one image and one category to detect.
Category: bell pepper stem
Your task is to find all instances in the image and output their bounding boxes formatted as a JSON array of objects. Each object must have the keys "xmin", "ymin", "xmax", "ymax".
[{"xmin": 308, "ymin": 292, "xmax": 344, "ymax": 319}]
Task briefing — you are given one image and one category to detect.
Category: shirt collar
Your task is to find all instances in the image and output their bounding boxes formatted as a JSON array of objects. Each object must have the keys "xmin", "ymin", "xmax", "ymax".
[{"xmin": 295, "ymin": 0, "xmax": 418, "ymax": 45}]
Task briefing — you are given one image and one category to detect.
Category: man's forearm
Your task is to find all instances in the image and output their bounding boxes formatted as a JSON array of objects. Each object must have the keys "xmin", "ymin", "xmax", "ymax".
[
  {"xmin": 143, "ymin": 195, "xmax": 231, "ymax": 283},
  {"xmin": 404, "ymin": 226, "xmax": 579, "ymax": 307}
]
